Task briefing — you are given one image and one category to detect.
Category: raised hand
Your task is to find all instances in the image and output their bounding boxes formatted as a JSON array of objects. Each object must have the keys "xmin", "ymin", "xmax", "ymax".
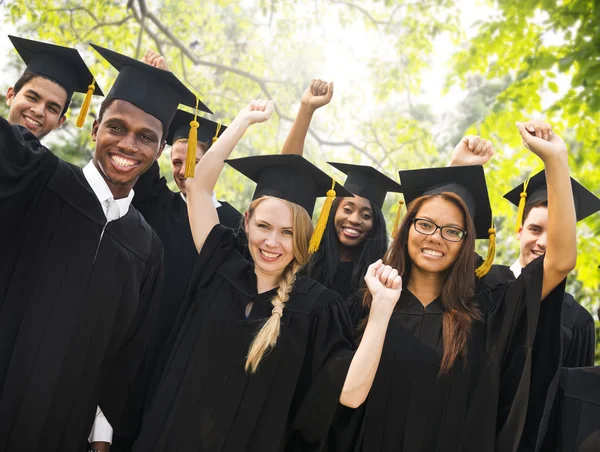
[
  {"xmin": 301, "ymin": 79, "xmax": 334, "ymax": 111},
  {"xmin": 238, "ymin": 99, "xmax": 275, "ymax": 126},
  {"xmin": 448, "ymin": 135, "xmax": 494, "ymax": 167},
  {"xmin": 364, "ymin": 260, "xmax": 402, "ymax": 317},
  {"xmin": 142, "ymin": 49, "xmax": 168, "ymax": 70},
  {"xmin": 516, "ymin": 120, "xmax": 567, "ymax": 161}
]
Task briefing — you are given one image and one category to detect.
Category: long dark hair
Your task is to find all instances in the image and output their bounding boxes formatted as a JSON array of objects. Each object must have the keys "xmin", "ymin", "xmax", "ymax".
[
  {"xmin": 362, "ymin": 192, "xmax": 482, "ymax": 374},
  {"xmin": 306, "ymin": 196, "xmax": 388, "ymax": 294}
]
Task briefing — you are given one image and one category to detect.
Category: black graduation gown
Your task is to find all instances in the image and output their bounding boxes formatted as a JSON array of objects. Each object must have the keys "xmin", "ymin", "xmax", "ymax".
[
  {"xmin": 332, "ymin": 261, "xmax": 354, "ymax": 301},
  {"xmin": 132, "ymin": 161, "xmax": 243, "ymax": 362},
  {"xmin": 483, "ymin": 264, "xmax": 595, "ymax": 368},
  {"xmin": 0, "ymin": 117, "xmax": 163, "ymax": 451},
  {"xmin": 483, "ymin": 263, "xmax": 595, "ymax": 451},
  {"xmin": 346, "ymin": 256, "xmax": 564, "ymax": 452},
  {"xmin": 133, "ymin": 224, "xmax": 355, "ymax": 452},
  {"xmin": 539, "ymin": 366, "xmax": 600, "ymax": 452}
]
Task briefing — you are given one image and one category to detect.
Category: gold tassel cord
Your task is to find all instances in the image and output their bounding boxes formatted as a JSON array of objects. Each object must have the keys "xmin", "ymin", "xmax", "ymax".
[
  {"xmin": 514, "ymin": 177, "xmax": 531, "ymax": 234},
  {"xmin": 75, "ymin": 79, "xmax": 95, "ymax": 129},
  {"xmin": 475, "ymin": 226, "xmax": 496, "ymax": 278},
  {"xmin": 184, "ymin": 97, "xmax": 201, "ymax": 178},
  {"xmin": 392, "ymin": 199, "xmax": 404, "ymax": 239},
  {"xmin": 212, "ymin": 122, "xmax": 222, "ymax": 144},
  {"xmin": 308, "ymin": 179, "xmax": 336, "ymax": 254}
]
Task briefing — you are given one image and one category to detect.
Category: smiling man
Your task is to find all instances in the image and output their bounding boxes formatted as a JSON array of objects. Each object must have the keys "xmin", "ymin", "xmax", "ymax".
[
  {"xmin": 0, "ymin": 44, "xmax": 208, "ymax": 452},
  {"xmin": 5, "ymin": 35, "xmax": 103, "ymax": 139},
  {"xmin": 483, "ymin": 168, "xmax": 600, "ymax": 451}
]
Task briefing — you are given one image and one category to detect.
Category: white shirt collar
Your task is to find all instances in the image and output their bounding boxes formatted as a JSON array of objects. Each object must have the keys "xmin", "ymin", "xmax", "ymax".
[
  {"xmin": 82, "ymin": 160, "xmax": 134, "ymax": 220},
  {"xmin": 510, "ymin": 259, "xmax": 522, "ymax": 278},
  {"xmin": 180, "ymin": 191, "xmax": 222, "ymax": 208}
]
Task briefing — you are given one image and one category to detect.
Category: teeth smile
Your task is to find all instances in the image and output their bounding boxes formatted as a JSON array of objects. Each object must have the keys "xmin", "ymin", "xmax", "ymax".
[
  {"xmin": 343, "ymin": 227, "xmax": 361, "ymax": 236},
  {"xmin": 532, "ymin": 250, "xmax": 545, "ymax": 256},
  {"xmin": 24, "ymin": 116, "xmax": 41, "ymax": 127},
  {"xmin": 422, "ymin": 248, "xmax": 443, "ymax": 257},
  {"xmin": 111, "ymin": 155, "xmax": 137, "ymax": 167},
  {"xmin": 260, "ymin": 250, "xmax": 280, "ymax": 259}
]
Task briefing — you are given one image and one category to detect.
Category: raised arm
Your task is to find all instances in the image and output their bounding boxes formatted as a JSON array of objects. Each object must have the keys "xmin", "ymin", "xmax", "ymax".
[
  {"xmin": 447, "ymin": 135, "xmax": 494, "ymax": 167},
  {"xmin": 516, "ymin": 120, "xmax": 576, "ymax": 299},
  {"xmin": 281, "ymin": 79, "xmax": 333, "ymax": 155},
  {"xmin": 339, "ymin": 260, "xmax": 401, "ymax": 408},
  {"xmin": 186, "ymin": 100, "xmax": 274, "ymax": 252}
]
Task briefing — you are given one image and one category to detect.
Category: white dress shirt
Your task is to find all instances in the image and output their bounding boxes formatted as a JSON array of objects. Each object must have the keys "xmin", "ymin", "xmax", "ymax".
[
  {"xmin": 83, "ymin": 160, "xmax": 134, "ymax": 444},
  {"xmin": 180, "ymin": 191, "xmax": 222, "ymax": 208},
  {"xmin": 510, "ymin": 259, "xmax": 522, "ymax": 278}
]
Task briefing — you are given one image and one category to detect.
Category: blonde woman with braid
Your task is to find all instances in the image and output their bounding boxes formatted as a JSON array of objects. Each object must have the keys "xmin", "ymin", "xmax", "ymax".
[{"xmin": 131, "ymin": 100, "xmax": 403, "ymax": 452}]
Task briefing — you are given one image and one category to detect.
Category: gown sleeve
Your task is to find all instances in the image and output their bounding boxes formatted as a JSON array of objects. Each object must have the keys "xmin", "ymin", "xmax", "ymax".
[
  {"xmin": 561, "ymin": 297, "xmax": 596, "ymax": 367},
  {"xmin": 287, "ymin": 290, "xmax": 356, "ymax": 450},
  {"xmin": 488, "ymin": 256, "xmax": 567, "ymax": 451},
  {"xmin": 98, "ymin": 234, "xmax": 165, "ymax": 439},
  {"xmin": 0, "ymin": 116, "xmax": 47, "ymax": 198}
]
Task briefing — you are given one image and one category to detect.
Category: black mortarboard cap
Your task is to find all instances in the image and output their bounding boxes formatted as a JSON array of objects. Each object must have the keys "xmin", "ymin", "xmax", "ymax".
[
  {"xmin": 226, "ymin": 154, "xmax": 353, "ymax": 216},
  {"xmin": 9, "ymin": 35, "xmax": 103, "ymax": 101},
  {"xmin": 166, "ymin": 109, "xmax": 227, "ymax": 146},
  {"xmin": 327, "ymin": 162, "xmax": 402, "ymax": 208},
  {"xmin": 504, "ymin": 170, "xmax": 600, "ymax": 223},
  {"xmin": 399, "ymin": 165, "xmax": 493, "ymax": 239},
  {"xmin": 90, "ymin": 43, "xmax": 211, "ymax": 130}
]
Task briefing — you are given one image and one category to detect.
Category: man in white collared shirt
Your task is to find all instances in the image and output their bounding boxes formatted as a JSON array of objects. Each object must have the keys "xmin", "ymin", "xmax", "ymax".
[
  {"xmin": 481, "ymin": 151, "xmax": 600, "ymax": 451},
  {"xmin": 0, "ymin": 44, "xmax": 207, "ymax": 452}
]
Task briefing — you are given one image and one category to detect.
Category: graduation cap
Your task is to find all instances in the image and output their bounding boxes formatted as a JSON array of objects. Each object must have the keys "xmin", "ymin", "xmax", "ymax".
[
  {"xmin": 166, "ymin": 110, "xmax": 227, "ymax": 178},
  {"xmin": 398, "ymin": 165, "xmax": 496, "ymax": 277},
  {"xmin": 226, "ymin": 154, "xmax": 353, "ymax": 253},
  {"xmin": 90, "ymin": 43, "xmax": 211, "ymax": 137},
  {"xmin": 166, "ymin": 109, "xmax": 227, "ymax": 145},
  {"xmin": 9, "ymin": 35, "xmax": 103, "ymax": 127},
  {"xmin": 504, "ymin": 170, "xmax": 600, "ymax": 232},
  {"xmin": 327, "ymin": 162, "xmax": 402, "ymax": 208}
]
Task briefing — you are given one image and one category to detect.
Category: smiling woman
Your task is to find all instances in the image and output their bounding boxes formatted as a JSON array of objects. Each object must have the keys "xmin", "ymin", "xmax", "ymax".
[
  {"xmin": 306, "ymin": 163, "xmax": 402, "ymax": 301},
  {"xmin": 130, "ymin": 100, "xmax": 363, "ymax": 451},
  {"xmin": 341, "ymin": 123, "xmax": 578, "ymax": 450}
]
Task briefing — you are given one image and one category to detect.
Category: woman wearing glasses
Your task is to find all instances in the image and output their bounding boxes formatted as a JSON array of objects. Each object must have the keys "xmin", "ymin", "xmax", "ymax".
[{"xmin": 343, "ymin": 121, "xmax": 576, "ymax": 451}]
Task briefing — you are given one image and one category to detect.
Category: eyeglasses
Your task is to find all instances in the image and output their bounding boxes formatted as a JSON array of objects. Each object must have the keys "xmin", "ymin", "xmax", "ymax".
[{"xmin": 412, "ymin": 218, "xmax": 466, "ymax": 242}]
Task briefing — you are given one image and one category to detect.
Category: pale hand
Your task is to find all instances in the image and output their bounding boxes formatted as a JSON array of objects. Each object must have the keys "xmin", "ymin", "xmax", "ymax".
[
  {"xmin": 141, "ymin": 49, "xmax": 168, "ymax": 70},
  {"xmin": 364, "ymin": 260, "xmax": 402, "ymax": 316},
  {"xmin": 516, "ymin": 120, "xmax": 567, "ymax": 161},
  {"xmin": 238, "ymin": 99, "xmax": 275, "ymax": 125},
  {"xmin": 301, "ymin": 79, "xmax": 334, "ymax": 111},
  {"xmin": 448, "ymin": 135, "xmax": 494, "ymax": 167}
]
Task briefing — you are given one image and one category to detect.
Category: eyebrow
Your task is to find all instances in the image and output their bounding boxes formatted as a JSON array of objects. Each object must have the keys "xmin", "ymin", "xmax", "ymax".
[
  {"xmin": 255, "ymin": 218, "xmax": 293, "ymax": 230},
  {"xmin": 420, "ymin": 215, "xmax": 464, "ymax": 228},
  {"xmin": 25, "ymin": 88, "xmax": 64, "ymax": 112}
]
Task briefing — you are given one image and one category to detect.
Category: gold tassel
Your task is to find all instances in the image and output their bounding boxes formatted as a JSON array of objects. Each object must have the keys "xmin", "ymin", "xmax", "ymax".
[
  {"xmin": 392, "ymin": 199, "xmax": 404, "ymax": 239},
  {"xmin": 475, "ymin": 226, "xmax": 496, "ymax": 278},
  {"xmin": 514, "ymin": 177, "xmax": 531, "ymax": 234},
  {"xmin": 212, "ymin": 122, "xmax": 222, "ymax": 144},
  {"xmin": 75, "ymin": 79, "xmax": 95, "ymax": 128},
  {"xmin": 184, "ymin": 97, "xmax": 200, "ymax": 178},
  {"xmin": 308, "ymin": 179, "xmax": 336, "ymax": 254}
]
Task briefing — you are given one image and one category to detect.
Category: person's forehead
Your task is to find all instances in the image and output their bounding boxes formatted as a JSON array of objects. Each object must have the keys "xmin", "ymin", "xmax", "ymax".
[
  {"xmin": 524, "ymin": 206, "xmax": 548, "ymax": 225},
  {"xmin": 254, "ymin": 198, "xmax": 293, "ymax": 226},
  {"xmin": 418, "ymin": 197, "xmax": 464, "ymax": 224},
  {"xmin": 170, "ymin": 139, "xmax": 204, "ymax": 161},
  {"xmin": 339, "ymin": 195, "xmax": 371, "ymax": 210}
]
